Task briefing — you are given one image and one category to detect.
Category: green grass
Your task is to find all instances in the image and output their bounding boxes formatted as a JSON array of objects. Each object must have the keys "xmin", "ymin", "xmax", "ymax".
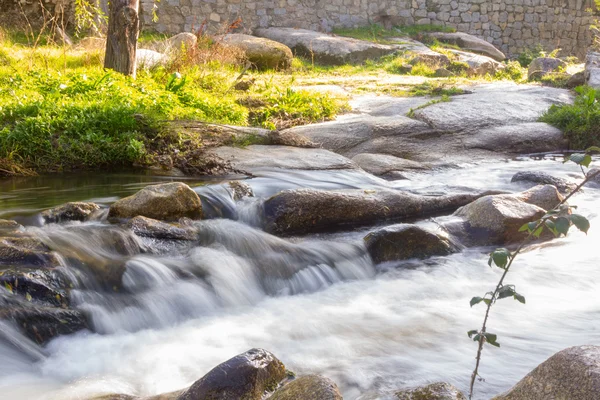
[
  {"xmin": 540, "ymin": 86, "xmax": 600, "ymax": 149},
  {"xmin": 333, "ymin": 23, "xmax": 455, "ymax": 43}
]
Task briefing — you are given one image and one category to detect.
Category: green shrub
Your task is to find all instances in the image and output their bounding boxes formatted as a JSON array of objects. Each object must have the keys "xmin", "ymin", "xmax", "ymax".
[
  {"xmin": 517, "ymin": 44, "xmax": 545, "ymax": 67},
  {"xmin": 494, "ymin": 60, "xmax": 526, "ymax": 81},
  {"xmin": 540, "ymin": 86, "xmax": 600, "ymax": 149}
]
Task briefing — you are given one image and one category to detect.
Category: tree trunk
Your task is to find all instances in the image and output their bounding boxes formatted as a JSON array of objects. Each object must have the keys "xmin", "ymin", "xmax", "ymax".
[{"xmin": 104, "ymin": 0, "xmax": 139, "ymax": 77}]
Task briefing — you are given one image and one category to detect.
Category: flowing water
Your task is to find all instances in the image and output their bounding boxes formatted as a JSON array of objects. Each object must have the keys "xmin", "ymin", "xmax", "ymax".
[{"xmin": 1, "ymin": 157, "xmax": 599, "ymax": 400}]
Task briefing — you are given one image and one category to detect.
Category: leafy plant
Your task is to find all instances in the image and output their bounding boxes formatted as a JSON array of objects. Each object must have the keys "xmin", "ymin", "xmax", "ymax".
[{"xmin": 467, "ymin": 147, "xmax": 600, "ymax": 399}]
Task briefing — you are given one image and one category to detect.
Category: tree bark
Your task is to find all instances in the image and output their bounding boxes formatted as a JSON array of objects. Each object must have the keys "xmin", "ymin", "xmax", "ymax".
[{"xmin": 104, "ymin": 0, "xmax": 139, "ymax": 77}]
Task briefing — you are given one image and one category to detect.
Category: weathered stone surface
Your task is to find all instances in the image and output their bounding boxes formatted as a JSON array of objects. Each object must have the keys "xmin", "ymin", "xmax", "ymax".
[
  {"xmin": 492, "ymin": 345, "xmax": 600, "ymax": 400},
  {"xmin": 352, "ymin": 153, "xmax": 429, "ymax": 178},
  {"xmin": 0, "ymin": 219, "xmax": 23, "ymax": 234},
  {"xmin": 41, "ymin": 202, "xmax": 101, "ymax": 223},
  {"xmin": 528, "ymin": 57, "xmax": 567, "ymax": 80},
  {"xmin": 567, "ymin": 71, "xmax": 586, "ymax": 88},
  {"xmin": 514, "ymin": 184, "xmax": 564, "ymax": 211},
  {"xmin": 0, "ymin": 237, "xmax": 59, "ymax": 268},
  {"xmin": 109, "ymin": 183, "xmax": 203, "ymax": 221},
  {"xmin": 585, "ymin": 52, "xmax": 600, "ymax": 89},
  {"xmin": 218, "ymin": 33, "xmax": 293, "ymax": 70},
  {"xmin": 269, "ymin": 375, "xmax": 343, "ymax": 400},
  {"xmin": 228, "ymin": 181, "xmax": 254, "ymax": 200},
  {"xmin": 396, "ymin": 382, "xmax": 467, "ymax": 400},
  {"xmin": 448, "ymin": 49, "xmax": 504, "ymax": 76},
  {"xmin": 511, "ymin": 171, "xmax": 577, "ymax": 194},
  {"xmin": 364, "ymin": 224, "xmax": 456, "ymax": 264},
  {"xmin": 127, "ymin": 216, "xmax": 198, "ymax": 241},
  {"xmin": 0, "ymin": 266, "xmax": 70, "ymax": 307},
  {"xmin": 177, "ymin": 348, "xmax": 287, "ymax": 400},
  {"xmin": 427, "ymin": 32, "xmax": 506, "ymax": 61},
  {"xmin": 137, "ymin": 49, "xmax": 168, "ymax": 69},
  {"xmin": 263, "ymin": 188, "xmax": 497, "ymax": 235},
  {"xmin": 209, "ymin": 145, "xmax": 357, "ymax": 173},
  {"xmin": 254, "ymin": 28, "xmax": 399, "ymax": 65},
  {"xmin": 166, "ymin": 32, "xmax": 197, "ymax": 54},
  {"xmin": 462, "ymin": 123, "xmax": 568, "ymax": 154}
]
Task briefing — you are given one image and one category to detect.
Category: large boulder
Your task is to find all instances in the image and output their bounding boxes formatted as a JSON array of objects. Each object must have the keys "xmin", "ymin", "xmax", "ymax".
[
  {"xmin": 511, "ymin": 171, "xmax": 577, "ymax": 194},
  {"xmin": 177, "ymin": 348, "xmax": 287, "ymax": 400},
  {"xmin": 269, "ymin": 375, "xmax": 342, "ymax": 400},
  {"xmin": 127, "ymin": 216, "xmax": 198, "ymax": 241},
  {"xmin": 448, "ymin": 49, "xmax": 504, "ymax": 76},
  {"xmin": 391, "ymin": 37, "xmax": 451, "ymax": 67},
  {"xmin": 217, "ymin": 34, "xmax": 293, "ymax": 70},
  {"xmin": 492, "ymin": 345, "xmax": 600, "ymax": 400},
  {"xmin": 513, "ymin": 184, "xmax": 564, "ymax": 211},
  {"xmin": 352, "ymin": 153, "xmax": 429, "ymax": 179},
  {"xmin": 137, "ymin": 49, "xmax": 168, "ymax": 69},
  {"xmin": 528, "ymin": 57, "xmax": 567, "ymax": 80},
  {"xmin": 427, "ymin": 32, "xmax": 505, "ymax": 61},
  {"xmin": 263, "ymin": 188, "xmax": 497, "ymax": 235},
  {"xmin": 364, "ymin": 224, "xmax": 456, "ymax": 264},
  {"xmin": 254, "ymin": 28, "xmax": 399, "ymax": 65},
  {"xmin": 396, "ymin": 382, "xmax": 467, "ymax": 400},
  {"xmin": 108, "ymin": 182, "xmax": 203, "ymax": 221},
  {"xmin": 585, "ymin": 52, "xmax": 600, "ymax": 89},
  {"xmin": 166, "ymin": 32, "xmax": 197, "ymax": 54},
  {"xmin": 41, "ymin": 202, "xmax": 101, "ymax": 224}
]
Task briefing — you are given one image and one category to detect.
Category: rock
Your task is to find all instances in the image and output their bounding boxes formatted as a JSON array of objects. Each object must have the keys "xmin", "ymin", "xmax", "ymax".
[
  {"xmin": 396, "ymin": 64, "xmax": 413, "ymax": 74},
  {"xmin": 0, "ymin": 266, "xmax": 70, "ymax": 307},
  {"xmin": 427, "ymin": 32, "xmax": 506, "ymax": 61},
  {"xmin": 511, "ymin": 171, "xmax": 577, "ymax": 194},
  {"xmin": 390, "ymin": 37, "xmax": 449, "ymax": 67},
  {"xmin": 228, "ymin": 181, "xmax": 254, "ymax": 200},
  {"xmin": 218, "ymin": 33, "xmax": 293, "ymax": 70},
  {"xmin": 41, "ymin": 202, "xmax": 101, "ymax": 224},
  {"xmin": 451, "ymin": 186, "xmax": 563, "ymax": 245},
  {"xmin": 0, "ymin": 237, "xmax": 59, "ymax": 268},
  {"xmin": 127, "ymin": 216, "xmax": 198, "ymax": 241},
  {"xmin": 585, "ymin": 52, "xmax": 600, "ymax": 89},
  {"xmin": 588, "ymin": 168, "xmax": 600, "ymax": 188},
  {"xmin": 566, "ymin": 71, "xmax": 586, "ymax": 88},
  {"xmin": 166, "ymin": 32, "xmax": 197, "ymax": 54},
  {"xmin": 351, "ymin": 153, "xmax": 429, "ymax": 178},
  {"xmin": 448, "ymin": 50, "xmax": 504, "ymax": 76},
  {"xmin": 434, "ymin": 68, "xmax": 454, "ymax": 77},
  {"xmin": 177, "ymin": 348, "xmax": 286, "ymax": 400},
  {"xmin": 528, "ymin": 57, "xmax": 567, "ymax": 80},
  {"xmin": 108, "ymin": 182, "xmax": 203, "ymax": 221},
  {"xmin": 269, "ymin": 375, "xmax": 343, "ymax": 400},
  {"xmin": 254, "ymin": 28, "xmax": 399, "ymax": 65},
  {"xmin": 396, "ymin": 382, "xmax": 467, "ymax": 400},
  {"xmin": 492, "ymin": 345, "xmax": 600, "ymax": 400},
  {"xmin": 263, "ymin": 188, "xmax": 496, "ymax": 235},
  {"xmin": 209, "ymin": 145, "xmax": 357, "ymax": 173},
  {"xmin": 137, "ymin": 49, "xmax": 168, "ymax": 69},
  {"xmin": 411, "ymin": 52, "xmax": 450, "ymax": 67},
  {"xmin": 364, "ymin": 224, "xmax": 456, "ymax": 264},
  {"xmin": 0, "ymin": 219, "xmax": 22, "ymax": 234}
]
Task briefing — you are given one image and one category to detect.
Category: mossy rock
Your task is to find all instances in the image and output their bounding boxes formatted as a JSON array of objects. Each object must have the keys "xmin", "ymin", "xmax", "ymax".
[
  {"xmin": 269, "ymin": 375, "xmax": 342, "ymax": 400},
  {"xmin": 395, "ymin": 382, "xmax": 466, "ymax": 400}
]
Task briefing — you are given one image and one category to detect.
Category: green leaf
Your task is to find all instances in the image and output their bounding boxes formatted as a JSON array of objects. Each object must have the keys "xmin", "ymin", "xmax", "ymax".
[
  {"xmin": 470, "ymin": 296, "xmax": 484, "ymax": 307},
  {"xmin": 519, "ymin": 223, "xmax": 530, "ymax": 232},
  {"xmin": 483, "ymin": 298, "xmax": 492, "ymax": 306},
  {"xmin": 569, "ymin": 153, "xmax": 592, "ymax": 167},
  {"xmin": 468, "ymin": 329, "xmax": 479, "ymax": 338},
  {"xmin": 585, "ymin": 146, "xmax": 600, "ymax": 153},
  {"xmin": 570, "ymin": 214, "xmax": 590, "ymax": 234},
  {"xmin": 545, "ymin": 219, "xmax": 559, "ymax": 237},
  {"xmin": 514, "ymin": 293, "xmax": 526, "ymax": 304},
  {"xmin": 484, "ymin": 333, "xmax": 500, "ymax": 347},
  {"xmin": 490, "ymin": 248, "xmax": 511, "ymax": 269},
  {"xmin": 533, "ymin": 226, "xmax": 544, "ymax": 238},
  {"xmin": 472, "ymin": 334, "xmax": 481, "ymax": 342},
  {"xmin": 497, "ymin": 286, "xmax": 515, "ymax": 300},
  {"xmin": 555, "ymin": 217, "xmax": 571, "ymax": 236}
]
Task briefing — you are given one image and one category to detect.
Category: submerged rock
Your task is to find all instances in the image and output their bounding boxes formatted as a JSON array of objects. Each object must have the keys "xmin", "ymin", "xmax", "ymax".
[
  {"xmin": 0, "ymin": 219, "xmax": 22, "ymax": 232},
  {"xmin": 254, "ymin": 28, "xmax": 399, "ymax": 65},
  {"xmin": 41, "ymin": 202, "xmax": 101, "ymax": 223},
  {"xmin": 395, "ymin": 382, "xmax": 467, "ymax": 400},
  {"xmin": 128, "ymin": 216, "xmax": 198, "ymax": 241},
  {"xmin": 270, "ymin": 375, "xmax": 343, "ymax": 400},
  {"xmin": 178, "ymin": 348, "xmax": 287, "ymax": 400},
  {"xmin": 263, "ymin": 188, "xmax": 497, "ymax": 235},
  {"xmin": 492, "ymin": 345, "xmax": 600, "ymax": 400},
  {"xmin": 511, "ymin": 171, "xmax": 577, "ymax": 194},
  {"xmin": 218, "ymin": 33, "xmax": 293, "ymax": 70},
  {"xmin": 109, "ymin": 182, "xmax": 203, "ymax": 221},
  {"xmin": 365, "ymin": 224, "xmax": 456, "ymax": 264}
]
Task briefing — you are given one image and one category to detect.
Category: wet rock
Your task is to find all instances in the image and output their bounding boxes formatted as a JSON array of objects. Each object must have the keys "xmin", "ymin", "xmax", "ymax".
[
  {"xmin": 395, "ymin": 382, "xmax": 467, "ymax": 400},
  {"xmin": 218, "ymin": 33, "xmax": 293, "ymax": 70},
  {"xmin": 269, "ymin": 375, "xmax": 343, "ymax": 400},
  {"xmin": 586, "ymin": 52, "xmax": 600, "ymax": 89},
  {"xmin": 514, "ymin": 184, "xmax": 564, "ymax": 211},
  {"xmin": 511, "ymin": 171, "xmax": 577, "ymax": 194},
  {"xmin": 0, "ymin": 219, "xmax": 23, "ymax": 232},
  {"xmin": 492, "ymin": 345, "xmax": 600, "ymax": 400},
  {"xmin": 178, "ymin": 348, "xmax": 287, "ymax": 400},
  {"xmin": 0, "ymin": 237, "xmax": 59, "ymax": 268},
  {"xmin": 352, "ymin": 153, "xmax": 429, "ymax": 178},
  {"xmin": 209, "ymin": 145, "xmax": 357, "ymax": 173},
  {"xmin": 448, "ymin": 50, "xmax": 504, "ymax": 76},
  {"xmin": 228, "ymin": 181, "xmax": 254, "ymax": 200},
  {"xmin": 41, "ymin": 202, "xmax": 101, "ymax": 223},
  {"xmin": 128, "ymin": 216, "xmax": 198, "ymax": 241},
  {"xmin": 462, "ymin": 123, "xmax": 567, "ymax": 154},
  {"xmin": 263, "ymin": 188, "xmax": 497, "ymax": 235},
  {"xmin": 588, "ymin": 168, "xmax": 600, "ymax": 187},
  {"xmin": 364, "ymin": 224, "xmax": 456, "ymax": 264},
  {"xmin": 427, "ymin": 32, "xmax": 505, "ymax": 61},
  {"xmin": 528, "ymin": 57, "xmax": 567, "ymax": 80},
  {"xmin": 254, "ymin": 28, "xmax": 399, "ymax": 65},
  {"xmin": 0, "ymin": 266, "xmax": 69, "ymax": 307},
  {"xmin": 0, "ymin": 291, "xmax": 87, "ymax": 345},
  {"xmin": 109, "ymin": 182, "xmax": 203, "ymax": 221}
]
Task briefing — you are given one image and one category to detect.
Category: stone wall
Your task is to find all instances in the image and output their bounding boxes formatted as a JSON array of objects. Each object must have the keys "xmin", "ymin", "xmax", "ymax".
[
  {"xmin": 0, "ymin": 0, "xmax": 74, "ymax": 28},
  {"xmin": 140, "ymin": 0, "xmax": 597, "ymax": 58}
]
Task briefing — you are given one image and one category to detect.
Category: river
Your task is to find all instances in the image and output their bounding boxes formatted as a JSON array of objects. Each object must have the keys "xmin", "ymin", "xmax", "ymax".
[{"xmin": 0, "ymin": 156, "xmax": 599, "ymax": 400}]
